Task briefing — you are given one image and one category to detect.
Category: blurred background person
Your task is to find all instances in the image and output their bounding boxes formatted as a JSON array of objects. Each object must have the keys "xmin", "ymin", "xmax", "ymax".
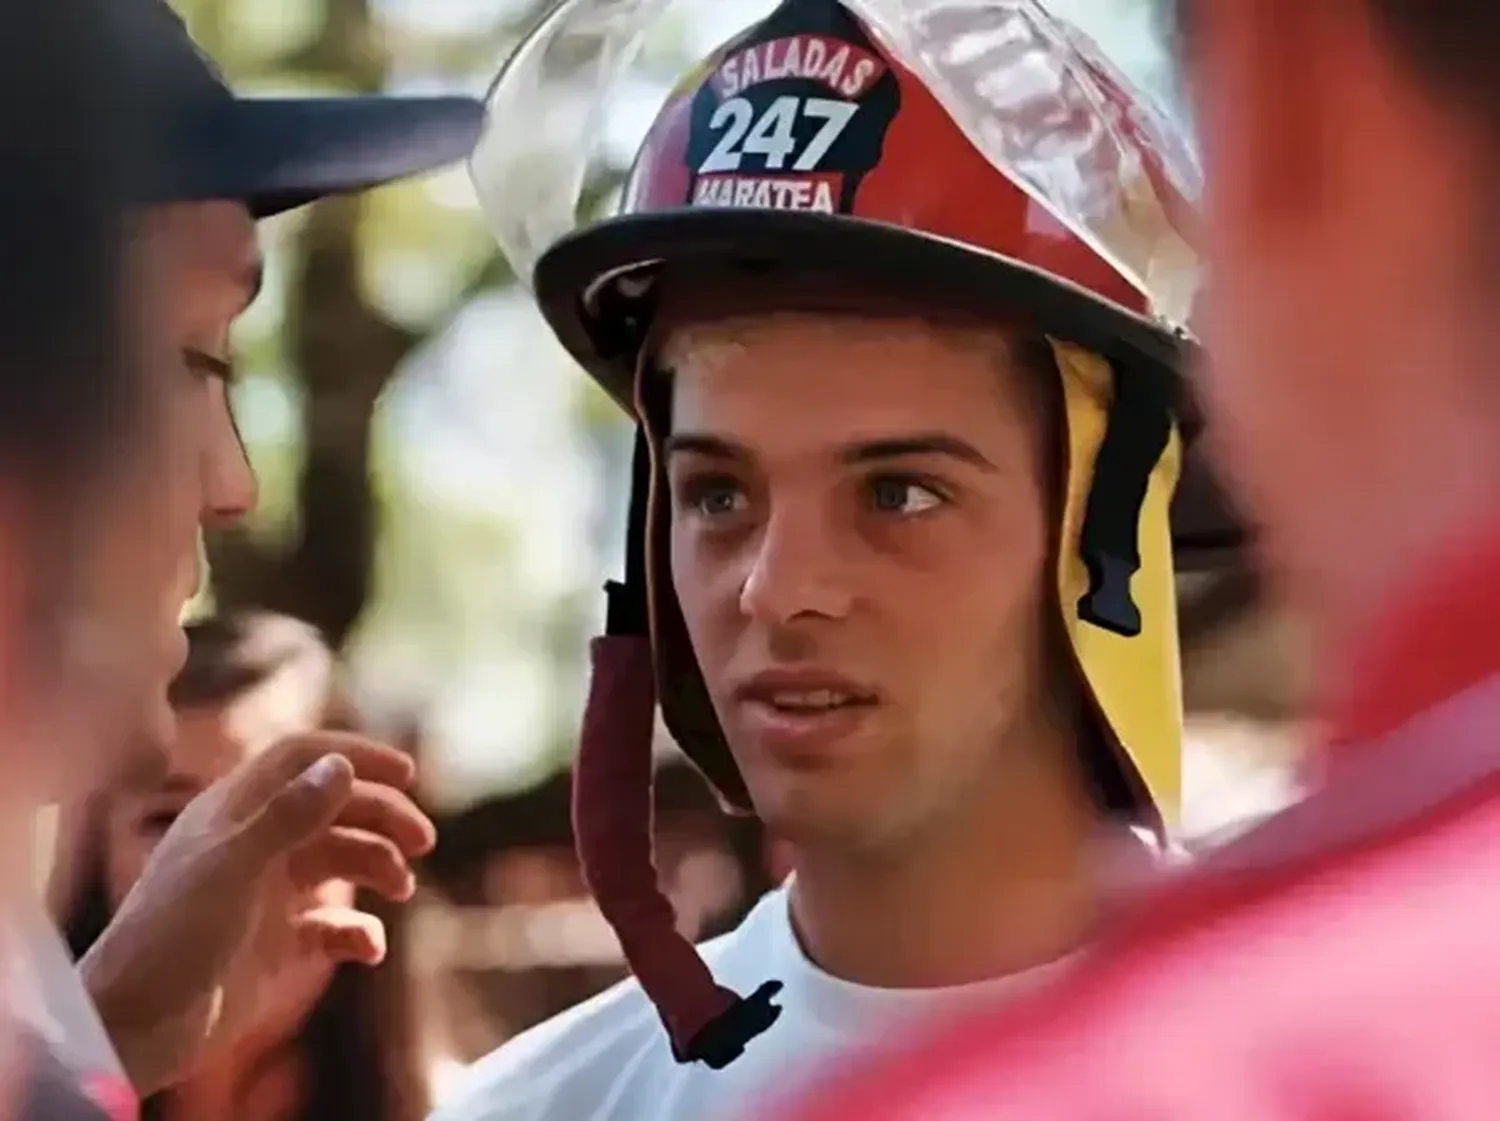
[{"xmin": 58, "ymin": 612, "xmax": 428, "ymax": 1121}]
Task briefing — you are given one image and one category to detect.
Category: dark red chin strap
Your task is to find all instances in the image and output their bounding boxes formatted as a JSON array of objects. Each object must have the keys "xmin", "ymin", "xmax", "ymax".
[{"xmin": 571, "ymin": 429, "xmax": 782, "ymax": 1068}]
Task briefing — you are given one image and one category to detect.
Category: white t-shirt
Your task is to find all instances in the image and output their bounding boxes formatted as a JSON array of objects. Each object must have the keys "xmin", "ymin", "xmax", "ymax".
[
  {"xmin": 5, "ymin": 894, "xmax": 124, "ymax": 1082},
  {"xmin": 431, "ymin": 884, "xmax": 1074, "ymax": 1121},
  {"xmin": 3, "ymin": 893, "xmax": 137, "ymax": 1121}
]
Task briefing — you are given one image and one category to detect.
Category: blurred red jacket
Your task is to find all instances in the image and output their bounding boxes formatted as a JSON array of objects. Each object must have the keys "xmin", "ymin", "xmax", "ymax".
[{"xmin": 784, "ymin": 526, "xmax": 1500, "ymax": 1121}]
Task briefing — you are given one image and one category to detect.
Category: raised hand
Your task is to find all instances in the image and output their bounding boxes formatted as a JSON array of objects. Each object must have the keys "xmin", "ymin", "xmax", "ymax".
[{"xmin": 78, "ymin": 731, "xmax": 435, "ymax": 1094}]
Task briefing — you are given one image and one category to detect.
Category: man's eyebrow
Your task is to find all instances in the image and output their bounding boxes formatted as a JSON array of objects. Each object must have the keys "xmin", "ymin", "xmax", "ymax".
[
  {"xmin": 662, "ymin": 431, "xmax": 998, "ymax": 471},
  {"xmin": 663, "ymin": 432, "xmax": 751, "ymax": 460},
  {"xmin": 839, "ymin": 434, "xmax": 998, "ymax": 472}
]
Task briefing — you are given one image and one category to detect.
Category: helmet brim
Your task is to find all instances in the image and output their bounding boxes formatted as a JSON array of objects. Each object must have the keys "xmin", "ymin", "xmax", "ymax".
[{"xmin": 534, "ymin": 208, "xmax": 1246, "ymax": 568}]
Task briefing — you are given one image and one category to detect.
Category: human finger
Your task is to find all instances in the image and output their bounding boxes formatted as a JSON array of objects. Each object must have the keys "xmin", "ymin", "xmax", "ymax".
[
  {"xmin": 231, "ymin": 732, "xmax": 415, "ymax": 814},
  {"xmin": 333, "ymin": 781, "xmax": 436, "ymax": 857},
  {"xmin": 294, "ymin": 907, "xmax": 386, "ymax": 966},
  {"xmin": 285, "ymin": 826, "xmax": 415, "ymax": 901},
  {"xmin": 223, "ymin": 754, "xmax": 354, "ymax": 872}
]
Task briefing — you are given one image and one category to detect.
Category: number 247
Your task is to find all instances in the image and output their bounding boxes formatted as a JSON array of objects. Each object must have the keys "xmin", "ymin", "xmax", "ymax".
[{"xmin": 700, "ymin": 95, "xmax": 859, "ymax": 174}]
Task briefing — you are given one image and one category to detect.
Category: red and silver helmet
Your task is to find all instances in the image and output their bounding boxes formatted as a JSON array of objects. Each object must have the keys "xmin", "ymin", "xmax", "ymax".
[{"xmin": 471, "ymin": 0, "xmax": 1239, "ymax": 1071}]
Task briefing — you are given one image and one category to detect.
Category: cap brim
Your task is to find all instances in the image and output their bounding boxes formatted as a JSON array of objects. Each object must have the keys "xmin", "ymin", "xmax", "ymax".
[
  {"xmin": 535, "ymin": 209, "xmax": 1248, "ymax": 568},
  {"xmin": 193, "ymin": 95, "xmax": 483, "ymax": 217}
]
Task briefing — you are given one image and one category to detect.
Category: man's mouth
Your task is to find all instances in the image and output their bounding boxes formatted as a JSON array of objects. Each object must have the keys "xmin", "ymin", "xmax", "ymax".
[
  {"xmin": 734, "ymin": 671, "xmax": 881, "ymax": 750},
  {"xmin": 756, "ymin": 689, "xmax": 875, "ymax": 713}
]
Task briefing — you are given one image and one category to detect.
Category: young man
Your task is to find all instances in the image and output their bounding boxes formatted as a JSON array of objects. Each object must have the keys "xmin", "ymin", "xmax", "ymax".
[
  {"xmin": 14, "ymin": 0, "xmax": 480, "ymax": 1115},
  {"xmin": 439, "ymin": 2, "xmax": 1223, "ymax": 1118},
  {"xmin": 780, "ymin": 1, "xmax": 1500, "ymax": 1118}
]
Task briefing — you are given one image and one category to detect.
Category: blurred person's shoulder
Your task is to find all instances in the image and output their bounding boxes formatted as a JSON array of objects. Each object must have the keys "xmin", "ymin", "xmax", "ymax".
[
  {"xmin": 786, "ymin": 711, "xmax": 1500, "ymax": 1120},
  {"xmin": 430, "ymin": 886, "xmax": 794, "ymax": 1121}
]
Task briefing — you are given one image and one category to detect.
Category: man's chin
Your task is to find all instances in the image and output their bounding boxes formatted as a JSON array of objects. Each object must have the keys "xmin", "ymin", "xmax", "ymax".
[
  {"xmin": 748, "ymin": 781, "xmax": 888, "ymax": 855},
  {"xmin": 95, "ymin": 689, "xmax": 174, "ymax": 791}
]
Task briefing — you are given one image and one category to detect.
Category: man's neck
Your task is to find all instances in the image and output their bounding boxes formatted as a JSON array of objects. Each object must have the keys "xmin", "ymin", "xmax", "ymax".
[{"xmin": 786, "ymin": 732, "xmax": 1103, "ymax": 990}]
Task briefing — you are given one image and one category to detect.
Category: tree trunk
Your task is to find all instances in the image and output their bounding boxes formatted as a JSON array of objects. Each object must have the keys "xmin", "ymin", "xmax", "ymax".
[{"xmin": 206, "ymin": 0, "xmax": 411, "ymax": 650}]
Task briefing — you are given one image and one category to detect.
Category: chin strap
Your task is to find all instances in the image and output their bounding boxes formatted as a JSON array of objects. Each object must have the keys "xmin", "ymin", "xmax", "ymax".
[
  {"xmin": 1076, "ymin": 359, "xmax": 1174, "ymax": 638},
  {"xmin": 571, "ymin": 426, "xmax": 782, "ymax": 1067}
]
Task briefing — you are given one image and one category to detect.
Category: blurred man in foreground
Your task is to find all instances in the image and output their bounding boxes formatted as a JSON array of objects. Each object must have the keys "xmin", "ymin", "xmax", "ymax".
[
  {"xmin": 12, "ymin": 0, "xmax": 481, "ymax": 1116},
  {"xmin": 782, "ymin": 0, "xmax": 1500, "ymax": 1117},
  {"xmin": 0, "ymin": 0, "xmax": 141, "ymax": 887},
  {"xmin": 0, "ymin": 2, "xmax": 164, "ymax": 1117}
]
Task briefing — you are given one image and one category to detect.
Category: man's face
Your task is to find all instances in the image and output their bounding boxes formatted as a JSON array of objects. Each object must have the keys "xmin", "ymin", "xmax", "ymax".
[
  {"xmin": 664, "ymin": 314, "xmax": 1055, "ymax": 851},
  {"xmin": 57, "ymin": 202, "xmax": 260, "ymax": 787}
]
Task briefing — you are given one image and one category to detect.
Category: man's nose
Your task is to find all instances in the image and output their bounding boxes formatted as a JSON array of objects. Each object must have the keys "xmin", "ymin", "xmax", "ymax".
[
  {"xmin": 738, "ymin": 508, "xmax": 854, "ymax": 624},
  {"xmin": 200, "ymin": 401, "xmax": 256, "ymax": 529}
]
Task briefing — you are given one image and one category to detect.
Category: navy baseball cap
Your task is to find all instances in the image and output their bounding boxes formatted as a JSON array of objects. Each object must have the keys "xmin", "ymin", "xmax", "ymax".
[{"xmin": 135, "ymin": 0, "xmax": 483, "ymax": 216}]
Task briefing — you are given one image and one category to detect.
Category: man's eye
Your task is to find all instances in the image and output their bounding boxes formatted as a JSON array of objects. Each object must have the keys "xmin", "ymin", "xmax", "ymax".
[
  {"xmin": 181, "ymin": 348, "xmax": 234, "ymax": 382},
  {"xmin": 696, "ymin": 486, "xmax": 749, "ymax": 518},
  {"xmin": 866, "ymin": 475, "xmax": 946, "ymax": 515},
  {"xmin": 678, "ymin": 477, "xmax": 749, "ymax": 519}
]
